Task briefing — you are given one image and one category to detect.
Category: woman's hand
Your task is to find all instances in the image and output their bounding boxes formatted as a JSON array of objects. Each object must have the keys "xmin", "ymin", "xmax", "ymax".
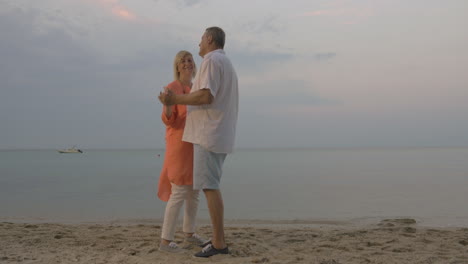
[{"xmin": 159, "ymin": 88, "xmax": 176, "ymax": 106}]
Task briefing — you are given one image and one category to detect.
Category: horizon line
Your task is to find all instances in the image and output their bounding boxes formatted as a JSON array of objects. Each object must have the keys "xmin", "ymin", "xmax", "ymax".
[{"xmin": 2, "ymin": 145, "xmax": 468, "ymax": 151}]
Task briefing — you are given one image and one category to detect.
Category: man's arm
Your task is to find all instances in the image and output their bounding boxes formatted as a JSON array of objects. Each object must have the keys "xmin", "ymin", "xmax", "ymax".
[{"xmin": 159, "ymin": 88, "xmax": 213, "ymax": 106}]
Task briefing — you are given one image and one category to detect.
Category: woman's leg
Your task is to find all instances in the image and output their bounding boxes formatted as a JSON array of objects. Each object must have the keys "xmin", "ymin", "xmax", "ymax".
[
  {"xmin": 183, "ymin": 185, "xmax": 200, "ymax": 235},
  {"xmin": 161, "ymin": 183, "xmax": 187, "ymax": 243}
]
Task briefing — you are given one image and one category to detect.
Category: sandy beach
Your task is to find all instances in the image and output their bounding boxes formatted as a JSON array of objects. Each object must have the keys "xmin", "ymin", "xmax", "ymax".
[{"xmin": 1, "ymin": 218, "xmax": 467, "ymax": 264}]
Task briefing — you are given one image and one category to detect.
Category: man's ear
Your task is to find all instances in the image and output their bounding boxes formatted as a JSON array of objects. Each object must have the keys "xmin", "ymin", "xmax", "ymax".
[{"xmin": 207, "ymin": 34, "xmax": 213, "ymax": 44}]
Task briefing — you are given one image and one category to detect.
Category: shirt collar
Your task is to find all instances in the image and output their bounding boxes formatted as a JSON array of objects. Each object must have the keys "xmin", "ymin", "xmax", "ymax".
[{"xmin": 204, "ymin": 49, "xmax": 225, "ymax": 58}]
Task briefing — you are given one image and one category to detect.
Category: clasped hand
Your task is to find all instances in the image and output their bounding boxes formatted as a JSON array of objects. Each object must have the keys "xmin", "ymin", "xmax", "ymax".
[{"xmin": 158, "ymin": 88, "xmax": 176, "ymax": 106}]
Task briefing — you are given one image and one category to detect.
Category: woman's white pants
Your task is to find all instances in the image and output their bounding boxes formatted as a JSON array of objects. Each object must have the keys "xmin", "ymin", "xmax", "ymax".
[{"xmin": 161, "ymin": 183, "xmax": 200, "ymax": 241}]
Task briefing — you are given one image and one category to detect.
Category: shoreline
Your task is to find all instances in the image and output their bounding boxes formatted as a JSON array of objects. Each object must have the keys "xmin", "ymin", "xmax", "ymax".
[
  {"xmin": 2, "ymin": 218, "xmax": 468, "ymax": 264},
  {"xmin": 2, "ymin": 216, "xmax": 468, "ymax": 228}
]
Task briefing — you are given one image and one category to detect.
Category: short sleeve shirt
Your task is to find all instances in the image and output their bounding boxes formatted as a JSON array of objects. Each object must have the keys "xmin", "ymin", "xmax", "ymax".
[{"xmin": 182, "ymin": 49, "xmax": 239, "ymax": 153}]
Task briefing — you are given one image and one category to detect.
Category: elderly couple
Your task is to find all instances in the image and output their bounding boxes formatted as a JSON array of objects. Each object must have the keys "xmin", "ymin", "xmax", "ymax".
[{"xmin": 157, "ymin": 26, "xmax": 238, "ymax": 258}]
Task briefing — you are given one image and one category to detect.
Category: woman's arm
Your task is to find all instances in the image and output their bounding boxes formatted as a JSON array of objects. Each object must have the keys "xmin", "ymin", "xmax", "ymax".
[
  {"xmin": 164, "ymin": 105, "xmax": 172, "ymax": 118},
  {"xmin": 161, "ymin": 104, "xmax": 177, "ymax": 126}
]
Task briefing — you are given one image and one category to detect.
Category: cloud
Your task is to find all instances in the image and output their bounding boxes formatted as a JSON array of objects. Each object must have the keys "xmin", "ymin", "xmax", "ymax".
[
  {"xmin": 239, "ymin": 79, "xmax": 336, "ymax": 115},
  {"xmin": 111, "ymin": 6, "xmax": 136, "ymax": 20},
  {"xmin": 179, "ymin": 0, "xmax": 202, "ymax": 7},
  {"xmin": 303, "ymin": 10, "xmax": 341, "ymax": 16},
  {"xmin": 299, "ymin": 6, "xmax": 375, "ymax": 25},
  {"xmin": 229, "ymin": 49, "xmax": 293, "ymax": 72},
  {"xmin": 240, "ymin": 15, "xmax": 283, "ymax": 34},
  {"xmin": 243, "ymin": 93, "xmax": 335, "ymax": 116},
  {"xmin": 302, "ymin": 8, "xmax": 374, "ymax": 18},
  {"xmin": 229, "ymin": 49, "xmax": 334, "ymax": 74},
  {"xmin": 95, "ymin": 0, "xmax": 137, "ymax": 21},
  {"xmin": 0, "ymin": 6, "xmax": 177, "ymax": 149},
  {"xmin": 314, "ymin": 52, "xmax": 337, "ymax": 61}
]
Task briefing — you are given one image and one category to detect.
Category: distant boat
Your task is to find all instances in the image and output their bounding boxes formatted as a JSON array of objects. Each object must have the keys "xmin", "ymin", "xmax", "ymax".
[{"xmin": 58, "ymin": 146, "xmax": 83, "ymax": 153}]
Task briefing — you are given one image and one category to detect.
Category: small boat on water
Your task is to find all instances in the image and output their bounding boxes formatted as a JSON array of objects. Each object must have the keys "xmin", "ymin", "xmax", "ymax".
[{"xmin": 58, "ymin": 146, "xmax": 83, "ymax": 153}]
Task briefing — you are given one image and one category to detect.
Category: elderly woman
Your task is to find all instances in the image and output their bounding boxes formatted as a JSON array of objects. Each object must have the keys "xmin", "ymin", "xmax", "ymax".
[{"xmin": 158, "ymin": 50, "xmax": 208, "ymax": 253}]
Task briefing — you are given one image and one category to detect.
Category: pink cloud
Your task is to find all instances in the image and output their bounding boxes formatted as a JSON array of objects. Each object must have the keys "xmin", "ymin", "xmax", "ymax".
[
  {"xmin": 92, "ymin": 0, "xmax": 137, "ymax": 21},
  {"xmin": 111, "ymin": 6, "xmax": 136, "ymax": 20}
]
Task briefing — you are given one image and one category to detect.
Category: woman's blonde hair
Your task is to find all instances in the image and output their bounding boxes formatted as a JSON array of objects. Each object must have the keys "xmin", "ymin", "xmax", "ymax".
[{"xmin": 173, "ymin": 50, "xmax": 196, "ymax": 81}]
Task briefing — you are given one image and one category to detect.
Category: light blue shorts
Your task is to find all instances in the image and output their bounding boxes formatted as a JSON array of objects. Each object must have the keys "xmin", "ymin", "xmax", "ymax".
[{"xmin": 193, "ymin": 144, "xmax": 227, "ymax": 190}]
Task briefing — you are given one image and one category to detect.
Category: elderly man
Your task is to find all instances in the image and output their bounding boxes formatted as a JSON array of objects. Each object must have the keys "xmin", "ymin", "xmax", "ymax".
[{"xmin": 159, "ymin": 26, "xmax": 238, "ymax": 258}]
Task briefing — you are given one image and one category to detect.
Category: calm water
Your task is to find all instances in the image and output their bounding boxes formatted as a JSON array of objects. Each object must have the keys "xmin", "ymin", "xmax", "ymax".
[{"xmin": 1, "ymin": 148, "xmax": 468, "ymax": 226}]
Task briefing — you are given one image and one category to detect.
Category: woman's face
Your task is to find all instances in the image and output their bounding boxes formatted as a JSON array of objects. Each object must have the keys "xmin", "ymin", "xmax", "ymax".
[{"xmin": 177, "ymin": 55, "xmax": 194, "ymax": 77}]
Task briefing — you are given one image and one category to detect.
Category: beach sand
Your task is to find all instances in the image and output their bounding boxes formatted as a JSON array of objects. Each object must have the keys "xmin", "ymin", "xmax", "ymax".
[{"xmin": 1, "ymin": 218, "xmax": 467, "ymax": 264}]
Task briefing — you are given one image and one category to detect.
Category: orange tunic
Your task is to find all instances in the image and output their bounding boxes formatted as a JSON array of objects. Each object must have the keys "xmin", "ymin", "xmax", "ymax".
[{"xmin": 157, "ymin": 81, "xmax": 193, "ymax": 202}]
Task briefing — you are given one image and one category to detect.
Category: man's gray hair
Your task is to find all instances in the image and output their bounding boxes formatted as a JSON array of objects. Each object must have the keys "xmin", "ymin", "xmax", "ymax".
[{"xmin": 206, "ymin": 27, "xmax": 225, "ymax": 49}]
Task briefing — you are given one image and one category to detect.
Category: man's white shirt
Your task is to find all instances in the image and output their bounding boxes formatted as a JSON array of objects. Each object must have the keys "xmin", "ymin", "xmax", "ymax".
[{"xmin": 182, "ymin": 49, "xmax": 238, "ymax": 153}]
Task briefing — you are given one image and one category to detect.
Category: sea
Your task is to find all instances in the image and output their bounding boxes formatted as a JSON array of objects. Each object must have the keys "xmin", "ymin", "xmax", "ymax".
[{"xmin": 1, "ymin": 148, "xmax": 468, "ymax": 227}]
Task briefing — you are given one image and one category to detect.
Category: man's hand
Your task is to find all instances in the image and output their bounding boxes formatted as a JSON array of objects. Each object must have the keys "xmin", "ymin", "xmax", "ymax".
[
  {"xmin": 158, "ymin": 88, "xmax": 213, "ymax": 106},
  {"xmin": 158, "ymin": 89, "xmax": 176, "ymax": 106}
]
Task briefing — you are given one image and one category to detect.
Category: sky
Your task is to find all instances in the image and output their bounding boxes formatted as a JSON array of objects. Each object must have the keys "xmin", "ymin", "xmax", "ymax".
[{"xmin": 1, "ymin": 0, "xmax": 467, "ymax": 149}]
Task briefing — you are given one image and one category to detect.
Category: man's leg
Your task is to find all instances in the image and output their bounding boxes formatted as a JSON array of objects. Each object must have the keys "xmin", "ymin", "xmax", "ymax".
[
  {"xmin": 203, "ymin": 189, "xmax": 226, "ymax": 249},
  {"xmin": 192, "ymin": 144, "xmax": 229, "ymax": 257}
]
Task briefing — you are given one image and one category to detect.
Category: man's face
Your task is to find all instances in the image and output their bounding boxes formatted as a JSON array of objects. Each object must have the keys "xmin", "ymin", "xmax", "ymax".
[{"xmin": 198, "ymin": 32, "xmax": 209, "ymax": 57}]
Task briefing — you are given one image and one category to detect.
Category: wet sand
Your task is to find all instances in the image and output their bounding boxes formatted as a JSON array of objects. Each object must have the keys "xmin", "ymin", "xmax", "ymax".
[{"xmin": 1, "ymin": 218, "xmax": 468, "ymax": 264}]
